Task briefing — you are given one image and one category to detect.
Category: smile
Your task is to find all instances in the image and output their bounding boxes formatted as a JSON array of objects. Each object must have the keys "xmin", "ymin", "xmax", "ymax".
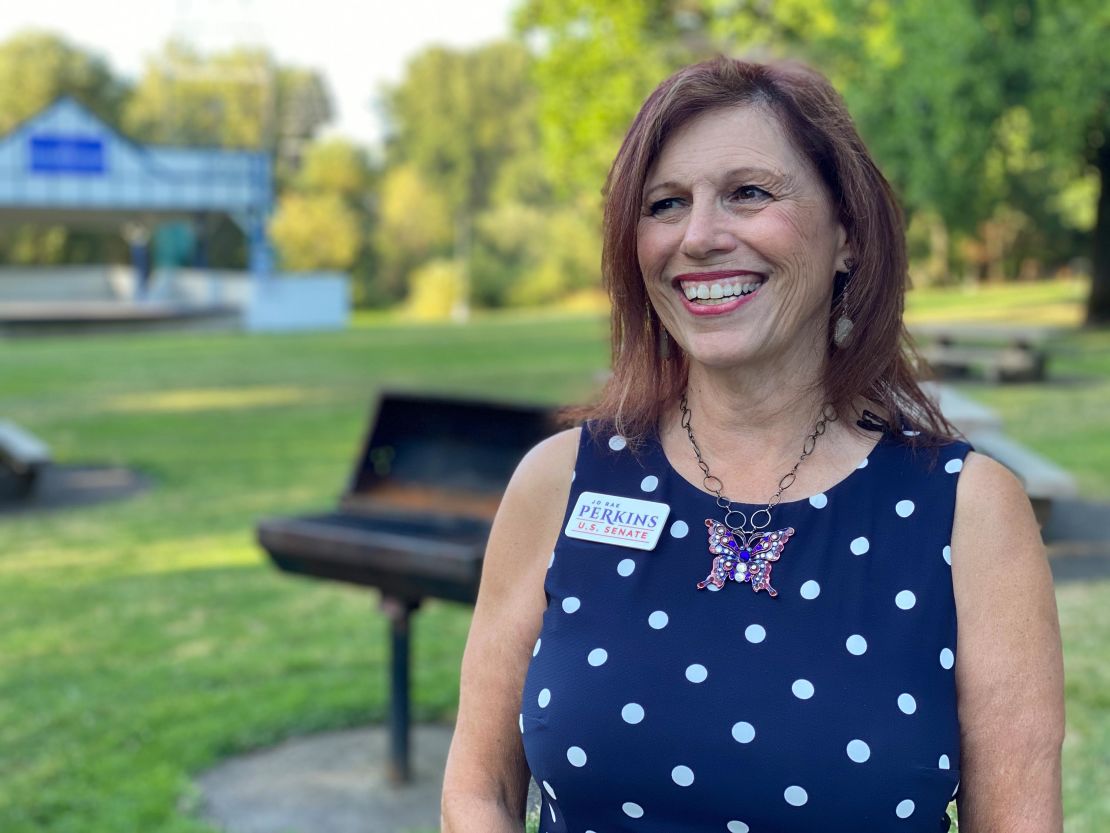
[{"xmin": 672, "ymin": 271, "xmax": 766, "ymax": 314}]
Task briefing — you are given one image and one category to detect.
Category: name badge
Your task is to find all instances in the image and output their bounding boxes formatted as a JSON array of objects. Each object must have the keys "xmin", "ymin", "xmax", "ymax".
[{"xmin": 565, "ymin": 491, "xmax": 671, "ymax": 551}]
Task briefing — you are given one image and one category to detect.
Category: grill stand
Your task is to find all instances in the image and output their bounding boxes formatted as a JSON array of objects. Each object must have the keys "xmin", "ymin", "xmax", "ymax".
[{"xmin": 381, "ymin": 595, "xmax": 421, "ymax": 784}]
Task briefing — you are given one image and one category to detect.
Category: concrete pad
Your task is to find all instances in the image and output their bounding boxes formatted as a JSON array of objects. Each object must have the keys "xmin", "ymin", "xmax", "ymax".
[{"xmin": 196, "ymin": 724, "xmax": 455, "ymax": 833}]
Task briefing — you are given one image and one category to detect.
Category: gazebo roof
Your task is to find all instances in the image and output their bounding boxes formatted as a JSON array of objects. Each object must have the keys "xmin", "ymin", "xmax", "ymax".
[{"xmin": 0, "ymin": 97, "xmax": 272, "ymax": 225}]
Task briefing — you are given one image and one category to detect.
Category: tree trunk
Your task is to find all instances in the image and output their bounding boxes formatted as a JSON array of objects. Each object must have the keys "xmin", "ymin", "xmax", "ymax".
[{"xmin": 1086, "ymin": 141, "xmax": 1110, "ymax": 325}]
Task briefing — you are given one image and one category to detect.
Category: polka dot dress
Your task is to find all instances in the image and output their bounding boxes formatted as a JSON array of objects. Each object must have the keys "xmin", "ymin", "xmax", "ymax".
[{"xmin": 521, "ymin": 423, "xmax": 969, "ymax": 832}]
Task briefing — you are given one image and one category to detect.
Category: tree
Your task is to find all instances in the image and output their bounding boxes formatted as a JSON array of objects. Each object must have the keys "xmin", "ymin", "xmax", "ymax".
[
  {"xmin": 0, "ymin": 30, "xmax": 129, "ymax": 132},
  {"xmin": 123, "ymin": 39, "xmax": 332, "ymax": 165},
  {"xmin": 382, "ymin": 41, "xmax": 538, "ymax": 217},
  {"xmin": 1019, "ymin": 0, "xmax": 1110, "ymax": 323},
  {"xmin": 269, "ymin": 192, "xmax": 360, "ymax": 271}
]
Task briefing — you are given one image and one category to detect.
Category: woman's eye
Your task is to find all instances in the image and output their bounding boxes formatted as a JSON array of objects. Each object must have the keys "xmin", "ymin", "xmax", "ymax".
[
  {"xmin": 648, "ymin": 198, "xmax": 681, "ymax": 216},
  {"xmin": 733, "ymin": 185, "xmax": 772, "ymax": 201}
]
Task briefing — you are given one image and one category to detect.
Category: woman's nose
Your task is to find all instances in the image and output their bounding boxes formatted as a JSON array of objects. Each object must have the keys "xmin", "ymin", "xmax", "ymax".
[{"xmin": 679, "ymin": 201, "xmax": 736, "ymax": 260}]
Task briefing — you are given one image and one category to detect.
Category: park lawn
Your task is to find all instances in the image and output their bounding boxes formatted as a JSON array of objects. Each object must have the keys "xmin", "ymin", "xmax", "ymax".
[{"xmin": 0, "ymin": 286, "xmax": 1106, "ymax": 833}]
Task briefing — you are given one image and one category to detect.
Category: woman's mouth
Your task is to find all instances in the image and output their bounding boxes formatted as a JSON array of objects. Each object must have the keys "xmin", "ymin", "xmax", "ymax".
[{"xmin": 673, "ymin": 273, "xmax": 767, "ymax": 314}]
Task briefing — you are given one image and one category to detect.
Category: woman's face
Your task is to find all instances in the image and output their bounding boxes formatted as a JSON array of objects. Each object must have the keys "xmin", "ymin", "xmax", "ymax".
[{"xmin": 637, "ymin": 104, "xmax": 851, "ymax": 374}]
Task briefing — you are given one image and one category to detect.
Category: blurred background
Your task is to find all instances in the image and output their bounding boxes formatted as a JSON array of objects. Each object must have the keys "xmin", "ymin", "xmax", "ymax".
[{"xmin": 0, "ymin": 1, "xmax": 1106, "ymax": 832}]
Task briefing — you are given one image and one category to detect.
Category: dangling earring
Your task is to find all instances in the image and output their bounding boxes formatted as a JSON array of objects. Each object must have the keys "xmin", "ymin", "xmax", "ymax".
[
  {"xmin": 833, "ymin": 315, "xmax": 853, "ymax": 347},
  {"xmin": 833, "ymin": 259, "xmax": 855, "ymax": 348}
]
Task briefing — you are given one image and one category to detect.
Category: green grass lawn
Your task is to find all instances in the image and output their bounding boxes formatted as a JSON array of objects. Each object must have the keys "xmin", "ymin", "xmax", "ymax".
[{"xmin": 0, "ymin": 282, "xmax": 1106, "ymax": 832}]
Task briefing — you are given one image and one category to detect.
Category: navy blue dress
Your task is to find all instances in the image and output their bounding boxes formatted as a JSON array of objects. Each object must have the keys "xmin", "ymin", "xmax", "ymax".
[{"xmin": 521, "ymin": 421, "xmax": 970, "ymax": 833}]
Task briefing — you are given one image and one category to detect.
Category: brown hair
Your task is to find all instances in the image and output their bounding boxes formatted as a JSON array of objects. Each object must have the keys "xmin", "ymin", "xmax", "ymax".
[{"xmin": 577, "ymin": 55, "xmax": 954, "ymax": 444}]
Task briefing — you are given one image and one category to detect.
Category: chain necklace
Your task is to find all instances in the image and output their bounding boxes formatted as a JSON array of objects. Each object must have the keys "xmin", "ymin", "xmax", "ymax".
[{"xmin": 679, "ymin": 391, "xmax": 837, "ymax": 597}]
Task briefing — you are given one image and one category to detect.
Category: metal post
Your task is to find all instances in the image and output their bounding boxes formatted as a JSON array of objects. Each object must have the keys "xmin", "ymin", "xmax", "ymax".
[{"xmin": 379, "ymin": 595, "xmax": 422, "ymax": 785}]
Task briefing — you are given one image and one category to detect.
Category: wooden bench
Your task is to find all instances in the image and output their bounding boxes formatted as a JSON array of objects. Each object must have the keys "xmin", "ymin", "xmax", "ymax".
[
  {"xmin": 925, "ymin": 383, "xmax": 1076, "ymax": 525},
  {"xmin": 912, "ymin": 324, "xmax": 1061, "ymax": 383},
  {"xmin": 0, "ymin": 420, "xmax": 52, "ymax": 498}
]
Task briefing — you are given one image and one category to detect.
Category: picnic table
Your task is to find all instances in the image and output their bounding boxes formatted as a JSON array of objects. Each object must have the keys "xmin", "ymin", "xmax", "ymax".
[
  {"xmin": 925, "ymin": 383, "xmax": 1076, "ymax": 525},
  {"xmin": 0, "ymin": 420, "xmax": 51, "ymax": 499},
  {"xmin": 911, "ymin": 323, "xmax": 1062, "ymax": 383}
]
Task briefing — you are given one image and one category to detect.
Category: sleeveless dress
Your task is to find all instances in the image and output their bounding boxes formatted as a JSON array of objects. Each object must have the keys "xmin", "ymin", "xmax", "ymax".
[{"xmin": 521, "ymin": 421, "xmax": 970, "ymax": 833}]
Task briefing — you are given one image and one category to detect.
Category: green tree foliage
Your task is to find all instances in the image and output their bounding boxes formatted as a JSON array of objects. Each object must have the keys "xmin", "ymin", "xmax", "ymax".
[
  {"xmin": 271, "ymin": 137, "xmax": 376, "ymax": 283},
  {"xmin": 269, "ymin": 192, "xmax": 360, "ymax": 271},
  {"xmin": 373, "ymin": 164, "xmax": 455, "ymax": 304},
  {"xmin": 383, "ymin": 41, "xmax": 538, "ymax": 217},
  {"xmin": 123, "ymin": 40, "xmax": 331, "ymax": 166},
  {"xmin": 0, "ymin": 30, "xmax": 129, "ymax": 132},
  {"xmin": 514, "ymin": 0, "xmax": 695, "ymax": 200}
]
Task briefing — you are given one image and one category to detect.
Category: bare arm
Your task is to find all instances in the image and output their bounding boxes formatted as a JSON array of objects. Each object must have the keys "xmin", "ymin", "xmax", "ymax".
[
  {"xmin": 441, "ymin": 428, "xmax": 580, "ymax": 832},
  {"xmin": 950, "ymin": 451, "xmax": 1065, "ymax": 832}
]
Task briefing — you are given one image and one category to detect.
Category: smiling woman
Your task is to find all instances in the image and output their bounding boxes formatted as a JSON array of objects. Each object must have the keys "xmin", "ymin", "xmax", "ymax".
[{"xmin": 442, "ymin": 56, "xmax": 1064, "ymax": 833}]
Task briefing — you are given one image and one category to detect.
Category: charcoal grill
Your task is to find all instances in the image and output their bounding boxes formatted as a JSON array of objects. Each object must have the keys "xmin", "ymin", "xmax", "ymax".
[{"xmin": 256, "ymin": 391, "xmax": 556, "ymax": 783}]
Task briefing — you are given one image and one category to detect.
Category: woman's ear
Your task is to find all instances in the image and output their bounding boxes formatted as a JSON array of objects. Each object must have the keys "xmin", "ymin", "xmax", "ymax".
[{"xmin": 834, "ymin": 224, "xmax": 853, "ymax": 275}]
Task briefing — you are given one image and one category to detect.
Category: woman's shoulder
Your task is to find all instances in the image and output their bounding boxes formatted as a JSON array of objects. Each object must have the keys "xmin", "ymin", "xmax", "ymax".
[{"xmin": 497, "ymin": 427, "xmax": 582, "ymax": 520}]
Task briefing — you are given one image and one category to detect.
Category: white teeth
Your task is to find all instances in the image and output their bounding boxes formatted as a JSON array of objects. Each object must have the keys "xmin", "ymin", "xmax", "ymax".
[{"xmin": 678, "ymin": 277, "xmax": 766, "ymax": 305}]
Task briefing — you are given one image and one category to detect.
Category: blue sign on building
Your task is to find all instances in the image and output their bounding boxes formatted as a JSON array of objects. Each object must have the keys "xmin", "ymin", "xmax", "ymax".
[{"xmin": 28, "ymin": 134, "xmax": 106, "ymax": 174}]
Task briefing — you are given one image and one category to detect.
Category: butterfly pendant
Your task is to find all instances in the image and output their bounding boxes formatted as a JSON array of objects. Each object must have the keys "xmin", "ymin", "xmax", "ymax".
[{"xmin": 697, "ymin": 520, "xmax": 795, "ymax": 596}]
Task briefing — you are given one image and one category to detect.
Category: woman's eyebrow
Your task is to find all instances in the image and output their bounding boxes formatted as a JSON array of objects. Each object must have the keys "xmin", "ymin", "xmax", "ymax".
[{"xmin": 643, "ymin": 166, "xmax": 788, "ymax": 199}]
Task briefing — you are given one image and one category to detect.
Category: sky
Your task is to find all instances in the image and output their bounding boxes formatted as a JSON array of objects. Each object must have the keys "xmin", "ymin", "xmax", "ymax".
[{"xmin": 0, "ymin": 0, "xmax": 519, "ymax": 148}]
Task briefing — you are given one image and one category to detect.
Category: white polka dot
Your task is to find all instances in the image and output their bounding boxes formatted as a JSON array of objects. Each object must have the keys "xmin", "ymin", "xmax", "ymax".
[
  {"xmin": 571, "ymin": 470, "xmax": 576, "ymax": 482},
  {"xmin": 945, "ymin": 458, "xmax": 964, "ymax": 474},
  {"xmin": 543, "ymin": 780, "xmax": 557, "ymax": 799},
  {"xmin": 895, "ymin": 590, "xmax": 916, "ymax": 610},
  {"xmin": 562, "ymin": 596, "xmax": 581, "ymax": 614},
  {"xmin": 849, "ymin": 536, "xmax": 870, "ymax": 555},
  {"xmin": 671, "ymin": 765, "xmax": 695, "ymax": 786},
  {"xmin": 791, "ymin": 679, "xmax": 815, "ymax": 700},
  {"xmin": 857, "ymin": 456, "xmax": 869, "ymax": 469},
  {"xmin": 896, "ymin": 799, "xmax": 915, "ymax": 818},
  {"xmin": 549, "ymin": 550, "xmax": 555, "ymax": 568},
  {"xmin": 943, "ymin": 545, "xmax": 952, "ymax": 565},
  {"xmin": 617, "ymin": 558, "xmax": 636, "ymax": 577},
  {"xmin": 685, "ymin": 663, "xmax": 708, "ymax": 683},
  {"xmin": 799, "ymin": 580, "xmax": 821, "ymax": 599},
  {"xmin": 519, "ymin": 713, "xmax": 524, "ymax": 733},
  {"xmin": 538, "ymin": 688, "xmax": 551, "ymax": 708},
  {"xmin": 939, "ymin": 754, "xmax": 951, "ymax": 769},
  {"xmin": 533, "ymin": 638, "xmax": 541, "ymax": 657},
  {"xmin": 731, "ymin": 721, "xmax": 756, "ymax": 743},
  {"xmin": 898, "ymin": 693, "xmax": 917, "ymax": 714},
  {"xmin": 622, "ymin": 802, "xmax": 643, "ymax": 818},
  {"xmin": 608, "ymin": 434, "xmax": 627, "ymax": 451},
  {"xmin": 669, "ymin": 520, "xmax": 689, "ymax": 538},
  {"xmin": 895, "ymin": 499, "xmax": 915, "ymax": 517},
  {"xmin": 648, "ymin": 610, "xmax": 669, "ymax": 629},
  {"xmin": 784, "ymin": 785, "xmax": 808, "ymax": 806},
  {"xmin": 809, "ymin": 492, "xmax": 828, "ymax": 508},
  {"xmin": 550, "ymin": 804, "xmax": 556, "ymax": 823},
  {"xmin": 952, "ymin": 780, "xmax": 960, "ymax": 798},
  {"xmin": 567, "ymin": 746, "xmax": 587, "ymax": 767},
  {"xmin": 621, "ymin": 703, "xmax": 645, "ymax": 724},
  {"xmin": 706, "ymin": 583, "xmax": 720, "ymax": 592},
  {"xmin": 744, "ymin": 624, "xmax": 766, "ymax": 644},
  {"xmin": 727, "ymin": 823, "xmax": 750, "ymax": 833},
  {"xmin": 903, "ymin": 429, "xmax": 921, "ymax": 437},
  {"xmin": 846, "ymin": 634, "xmax": 868, "ymax": 655},
  {"xmin": 640, "ymin": 475, "xmax": 659, "ymax": 492},
  {"xmin": 846, "ymin": 739, "xmax": 871, "ymax": 763},
  {"xmin": 587, "ymin": 648, "xmax": 608, "ymax": 666},
  {"xmin": 940, "ymin": 647, "xmax": 955, "ymax": 669}
]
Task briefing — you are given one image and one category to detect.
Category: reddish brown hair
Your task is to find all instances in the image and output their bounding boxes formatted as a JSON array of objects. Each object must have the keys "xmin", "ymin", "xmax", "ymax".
[{"xmin": 579, "ymin": 55, "xmax": 953, "ymax": 444}]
